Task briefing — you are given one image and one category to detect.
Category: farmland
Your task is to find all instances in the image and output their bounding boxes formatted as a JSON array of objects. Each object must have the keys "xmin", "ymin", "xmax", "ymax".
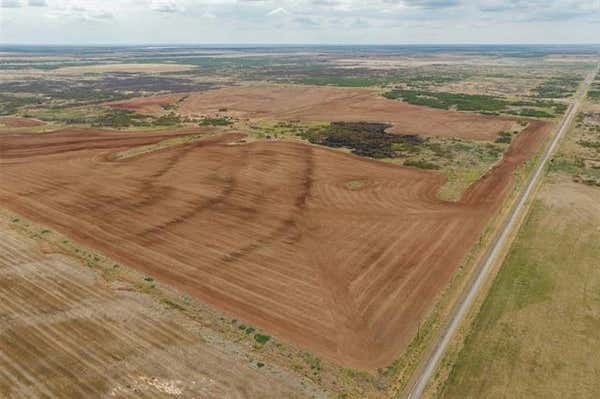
[{"xmin": 0, "ymin": 45, "xmax": 595, "ymax": 397}]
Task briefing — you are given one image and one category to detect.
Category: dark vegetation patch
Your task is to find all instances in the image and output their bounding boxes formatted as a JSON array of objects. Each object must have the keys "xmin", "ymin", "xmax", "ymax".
[
  {"xmin": 297, "ymin": 122, "xmax": 505, "ymax": 175},
  {"xmin": 383, "ymin": 89, "xmax": 565, "ymax": 117},
  {"xmin": 0, "ymin": 75, "xmax": 213, "ymax": 115},
  {"xmin": 27, "ymin": 106, "xmax": 186, "ymax": 128},
  {"xmin": 199, "ymin": 116, "xmax": 234, "ymax": 126},
  {"xmin": 0, "ymin": 94, "xmax": 44, "ymax": 116},
  {"xmin": 532, "ymin": 75, "xmax": 581, "ymax": 98},
  {"xmin": 300, "ymin": 122, "xmax": 423, "ymax": 159},
  {"xmin": 153, "ymin": 112, "xmax": 184, "ymax": 126},
  {"xmin": 550, "ymin": 111, "xmax": 600, "ymax": 186},
  {"xmin": 495, "ymin": 130, "xmax": 514, "ymax": 144},
  {"xmin": 92, "ymin": 109, "xmax": 153, "ymax": 128},
  {"xmin": 254, "ymin": 334, "xmax": 271, "ymax": 344},
  {"xmin": 292, "ymin": 71, "xmax": 468, "ymax": 88}
]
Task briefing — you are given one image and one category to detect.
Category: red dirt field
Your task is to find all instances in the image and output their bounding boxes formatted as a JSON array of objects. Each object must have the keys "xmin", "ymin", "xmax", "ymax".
[
  {"xmin": 0, "ymin": 121, "xmax": 551, "ymax": 370},
  {"xmin": 110, "ymin": 86, "xmax": 516, "ymax": 141},
  {"xmin": 0, "ymin": 116, "xmax": 45, "ymax": 128}
]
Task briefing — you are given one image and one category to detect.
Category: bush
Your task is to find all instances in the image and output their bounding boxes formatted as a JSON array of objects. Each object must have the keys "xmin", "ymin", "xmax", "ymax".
[
  {"xmin": 199, "ymin": 116, "xmax": 233, "ymax": 126},
  {"xmin": 404, "ymin": 159, "xmax": 440, "ymax": 170},
  {"xmin": 254, "ymin": 334, "xmax": 271, "ymax": 344}
]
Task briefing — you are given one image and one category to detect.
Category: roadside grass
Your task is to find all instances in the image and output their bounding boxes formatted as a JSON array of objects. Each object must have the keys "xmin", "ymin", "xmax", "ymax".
[{"xmin": 438, "ymin": 177, "xmax": 600, "ymax": 399}]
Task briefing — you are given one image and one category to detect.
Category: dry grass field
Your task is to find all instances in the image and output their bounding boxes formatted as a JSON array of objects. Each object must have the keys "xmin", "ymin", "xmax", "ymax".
[
  {"xmin": 0, "ymin": 117, "xmax": 550, "ymax": 371},
  {"xmin": 437, "ymin": 176, "xmax": 600, "ymax": 398}
]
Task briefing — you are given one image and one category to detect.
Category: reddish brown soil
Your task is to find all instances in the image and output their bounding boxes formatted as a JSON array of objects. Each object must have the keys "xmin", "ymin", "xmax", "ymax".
[
  {"xmin": 112, "ymin": 86, "xmax": 516, "ymax": 140},
  {"xmin": 0, "ymin": 121, "xmax": 551, "ymax": 370},
  {"xmin": 0, "ymin": 116, "xmax": 45, "ymax": 128}
]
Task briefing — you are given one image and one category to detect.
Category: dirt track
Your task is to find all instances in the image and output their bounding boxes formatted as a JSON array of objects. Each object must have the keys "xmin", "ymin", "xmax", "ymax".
[
  {"xmin": 0, "ymin": 121, "xmax": 551, "ymax": 370},
  {"xmin": 111, "ymin": 86, "xmax": 515, "ymax": 140}
]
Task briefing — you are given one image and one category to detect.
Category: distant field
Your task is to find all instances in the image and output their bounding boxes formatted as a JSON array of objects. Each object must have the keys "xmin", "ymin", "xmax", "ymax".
[
  {"xmin": 438, "ymin": 177, "xmax": 600, "ymax": 398},
  {"xmin": 113, "ymin": 85, "xmax": 516, "ymax": 141}
]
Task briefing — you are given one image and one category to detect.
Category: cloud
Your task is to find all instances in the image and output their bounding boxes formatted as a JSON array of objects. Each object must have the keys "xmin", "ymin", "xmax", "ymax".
[
  {"xmin": 201, "ymin": 11, "xmax": 216, "ymax": 18},
  {"xmin": 1, "ymin": 0, "xmax": 21, "ymax": 8},
  {"xmin": 28, "ymin": 0, "xmax": 46, "ymax": 6},
  {"xmin": 266, "ymin": 7, "xmax": 289, "ymax": 16},
  {"xmin": 294, "ymin": 16, "xmax": 319, "ymax": 26},
  {"xmin": 402, "ymin": 0, "xmax": 461, "ymax": 9},
  {"xmin": 349, "ymin": 17, "xmax": 370, "ymax": 28},
  {"xmin": 151, "ymin": 0, "xmax": 184, "ymax": 13}
]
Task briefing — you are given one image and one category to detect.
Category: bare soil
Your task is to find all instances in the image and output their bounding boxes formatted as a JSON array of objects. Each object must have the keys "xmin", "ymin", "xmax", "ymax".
[
  {"xmin": 0, "ymin": 120, "xmax": 551, "ymax": 370},
  {"xmin": 0, "ymin": 116, "xmax": 45, "ymax": 128}
]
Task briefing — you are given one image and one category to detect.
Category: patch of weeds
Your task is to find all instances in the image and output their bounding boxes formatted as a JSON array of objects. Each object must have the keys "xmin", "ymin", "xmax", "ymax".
[
  {"xmin": 92, "ymin": 108, "xmax": 152, "ymax": 128},
  {"xmin": 345, "ymin": 179, "xmax": 366, "ymax": 190},
  {"xmin": 254, "ymin": 334, "xmax": 271, "ymax": 345},
  {"xmin": 160, "ymin": 298, "xmax": 186, "ymax": 311},
  {"xmin": 578, "ymin": 140, "xmax": 600, "ymax": 149},
  {"xmin": 153, "ymin": 112, "xmax": 183, "ymax": 126},
  {"xmin": 404, "ymin": 159, "xmax": 440, "ymax": 170},
  {"xmin": 256, "ymin": 362, "xmax": 265, "ymax": 368},
  {"xmin": 144, "ymin": 276, "xmax": 154, "ymax": 282},
  {"xmin": 199, "ymin": 116, "xmax": 234, "ymax": 126},
  {"xmin": 495, "ymin": 130, "xmax": 513, "ymax": 144},
  {"xmin": 549, "ymin": 156, "xmax": 583, "ymax": 175},
  {"xmin": 533, "ymin": 75, "xmax": 580, "ymax": 98},
  {"xmin": 303, "ymin": 351, "xmax": 322, "ymax": 372}
]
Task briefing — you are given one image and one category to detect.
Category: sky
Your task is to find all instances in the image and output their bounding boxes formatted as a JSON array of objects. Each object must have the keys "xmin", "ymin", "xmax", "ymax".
[{"xmin": 1, "ymin": 0, "xmax": 600, "ymax": 45}]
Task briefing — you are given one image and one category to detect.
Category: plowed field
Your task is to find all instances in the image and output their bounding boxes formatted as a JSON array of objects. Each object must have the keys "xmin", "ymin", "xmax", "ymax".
[{"xmin": 0, "ymin": 121, "xmax": 551, "ymax": 370}]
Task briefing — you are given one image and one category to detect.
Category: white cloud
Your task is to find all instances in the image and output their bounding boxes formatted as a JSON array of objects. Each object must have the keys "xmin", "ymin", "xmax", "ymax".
[
  {"xmin": 267, "ymin": 7, "xmax": 289, "ymax": 16},
  {"xmin": 151, "ymin": 0, "xmax": 184, "ymax": 13},
  {"xmin": 1, "ymin": 0, "xmax": 21, "ymax": 8},
  {"xmin": 28, "ymin": 0, "xmax": 47, "ymax": 6}
]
